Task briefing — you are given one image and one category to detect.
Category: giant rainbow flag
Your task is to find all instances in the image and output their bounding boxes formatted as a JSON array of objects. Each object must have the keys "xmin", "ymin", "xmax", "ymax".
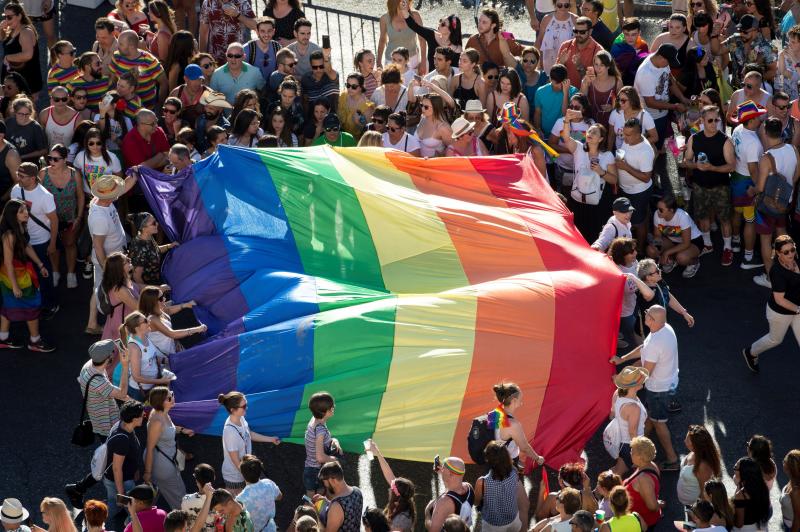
[{"xmin": 138, "ymin": 145, "xmax": 623, "ymax": 466}]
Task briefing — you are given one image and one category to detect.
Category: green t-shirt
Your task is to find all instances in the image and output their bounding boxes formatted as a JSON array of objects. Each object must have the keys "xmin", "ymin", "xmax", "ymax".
[{"xmin": 311, "ymin": 132, "xmax": 356, "ymax": 147}]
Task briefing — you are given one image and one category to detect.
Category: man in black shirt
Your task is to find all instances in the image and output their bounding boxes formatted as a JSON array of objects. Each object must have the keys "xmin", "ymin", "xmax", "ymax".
[
  {"xmin": 103, "ymin": 400, "xmax": 145, "ymax": 525},
  {"xmin": 580, "ymin": 0, "xmax": 615, "ymax": 51}
]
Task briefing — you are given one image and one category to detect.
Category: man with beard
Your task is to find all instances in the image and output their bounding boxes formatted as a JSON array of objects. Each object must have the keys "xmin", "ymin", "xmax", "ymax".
[
  {"xmin": 194, "ymin": 91, "xmax": 231, "ymax": 154},
  {"xmin": 722, "ymin": 14, "xmax": 777, "ymax": 88},
  {"xmin": 556, "ymin": 16, "xmax": 604, "ymax": 87},
  {"xmin": 465, "ymin": 8, "xmax": 523, "ymax": 67},
  {"xmin": 169, "ymin": 64, "xmax": 208, "ymax": 125},
  {"xmin": 244, "ymin": 17, "xmax": 281, "ymax": 81},
  {"xmin": 69, "ymin": 51, "xmax": 110, "ymax": 113},
  {"xmin": 311, "ymin": 461, "xmax": 362, "ymax": 532}
]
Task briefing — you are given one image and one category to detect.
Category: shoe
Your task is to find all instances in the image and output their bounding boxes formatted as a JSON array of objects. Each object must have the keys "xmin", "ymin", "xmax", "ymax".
[
  {"xmin": 753, "ymin": 273, "xmax": 771, "ymax": 288},
  {"xmin": 659, "ymin": 460, "xmax": 681, "ymax": 472},
  {"xmin": 721, "ymin": 248, "xmax": 734, "ymax": 267},
  {"xmin": 668, "ymin": 399, "xmax": 682, "ymax": 413},
  {"xmin": 661, "ymin": 261, "xmax": 676, "ymax": 274},
  {"xmin": 740, "ymin": 256, "xmax": 763, "ymax": 270},
  {"xmin": 52, "ymin": 272, "xmax": 60, "ymax": 287},
  {"xmin": 67, "ymin": 273, "xmax": 78, "ymax": 288},
  {"xmin": 64, "ymin": 484, "xmax": 84, "ymax": 509},
  {"xmin": 699, "ymin": 245, "xmax": 714, "ymax": 257},
  {"xmin": 682, "ymin": 262, "xmax": 700, "ymax": 278},
  {"xmin": 731, "ymin": 236, "xmax": 742, "ymax": 252},
  {"xmin": 28, "ymin": 339, "xmax": 55, "ymax": 352},
  {"xmin": 742, "ymin": 347, "xmax": 759, "ymax": 373},
  {"xmin": 41, "ymin": 305, "xmax": 59, "ymax": 320},
  {"xmin": 0, "ymin": 338, "xmax": 23, "ymax": 349},
  {"xmin": 84, "ymin": 326, "xmax": 103, "ymax": 336},
  {"xmin": 82, "ymin": 261, "xmax": 93, "ymax": 280}
]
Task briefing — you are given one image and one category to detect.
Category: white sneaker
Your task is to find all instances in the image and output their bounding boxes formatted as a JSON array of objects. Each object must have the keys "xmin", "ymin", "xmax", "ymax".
[
  {"xmin": 753, "ymin": 273, "xmax": 772, "ymax": 288},
  {"xmin": 67, "ymin": 273, "xmax": 78, "ymax": 288},
  {"xmin": 682, "ymin": 262, "xmax": 700, "ymax": 278},
  {"xmin": 52, "ymin": 272, "xmax": 60, "ymax": 287}
]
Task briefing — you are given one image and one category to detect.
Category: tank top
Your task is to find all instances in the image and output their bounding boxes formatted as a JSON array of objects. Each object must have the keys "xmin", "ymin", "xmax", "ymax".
[
  {"xmin": 780, "ymin": 117, "xmax": 795, "ymax": 144},
  {"xmin": 383, "ymin": 16, "xmax": 419, "ymax": 64},
  {"xmin": 691, "ymin": 130, "xmax": 729, "ymax": 188},
  {"xmin": 623, "ymin": 468, "xmax": 661, "ymax": 527},
  {"xmin": 44, "ymin": 108, "xmax": 80, "ymax": 149},
  {"xmin": 589, "ymin": 83, "xmax": 617, "ymax": 129},
  {"xmin": 149, "ymin": 312, "xmax": 176, "ymax": 356},
  {"xmin": 153, "ymin": 416, "xmax": 178, "ymax": 462},
  {"xmin": 0, "ymin": 142, "xmax": 14, "ymax": 194},
  {"xmin": 331, "ymin": 487, "xmax": 363, "ymax": 532},
  {"xmin": 780, "ymin": 484, "xmax": 795, "ymax": 528},
  {"xmin": 2, "ymin": 30, "xmax": 43, "ymax": 94},
  {"xmin": 766, "ymin": 144, "xmax": 798, "ymax": 186},
  {"xmin": 541, "ymin": 18, "xmax": 574, "ymax": 71},
  {"xmin": 452, "ymin": 73, "xmax": 479, "ymax": 111},
  {"xmin": 445, "ymin": 485, "xmax": 475, "ymax": 526},
  {"xmin": 607, "ymin": 513, "xmax": 642, "ymax": 532},
  {"xmin": 148, "ymin": 29, "xmax": 171, "ymax": 59},
  {"xmin": 41, "ymin": 168, "xmax": 78, "ymax": 223},
  {"xmin": 480, "ymin": 472, "xmax": 518, "ymax": 526},
  {"xmin": 676, "ymin": 455, "xmax": 701, "ymax": 505},
  {"xmin": 614, "ymin": 396, "xmax": 646, "ymax": 444},
  {"xmin": 128, "ymin": 335, "xmax": 158, "ymax": 391}
]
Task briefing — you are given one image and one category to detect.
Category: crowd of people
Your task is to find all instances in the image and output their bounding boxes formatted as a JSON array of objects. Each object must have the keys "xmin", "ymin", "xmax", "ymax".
[{"xmin": 0, "ymin": 0, "xmax": 799, "ymax": 529}]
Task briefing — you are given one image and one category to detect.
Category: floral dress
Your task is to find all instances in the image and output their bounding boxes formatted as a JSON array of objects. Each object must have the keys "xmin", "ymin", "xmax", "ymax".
[{"xmin": 129, "ymin": 236, "xmax": 162, "ymax": 284}]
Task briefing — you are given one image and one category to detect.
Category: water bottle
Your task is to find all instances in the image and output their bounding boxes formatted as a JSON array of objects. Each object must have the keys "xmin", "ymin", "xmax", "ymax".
[
  {"xmin": 696, "ymin": 152, "xmax": 708, "ymax": 165},
  {"xmin": 363, "ymin": 438, "xmax": 374, "ymax": 460}
]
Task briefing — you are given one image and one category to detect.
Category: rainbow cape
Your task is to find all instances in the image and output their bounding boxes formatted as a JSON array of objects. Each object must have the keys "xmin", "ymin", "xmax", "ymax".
[{"xmin": 137, "ymin": 146, "xmax": 622, "ymax": 465}]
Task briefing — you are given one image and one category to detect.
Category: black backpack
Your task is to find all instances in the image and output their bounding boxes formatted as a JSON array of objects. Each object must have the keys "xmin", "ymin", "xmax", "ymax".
[
  {"xmin": 95, "ymin": 284, "xmax": 121, "ymax": 316},
  {"xmin": 467, "ymin": 412, "xmax": 495, "ymax": 464}
]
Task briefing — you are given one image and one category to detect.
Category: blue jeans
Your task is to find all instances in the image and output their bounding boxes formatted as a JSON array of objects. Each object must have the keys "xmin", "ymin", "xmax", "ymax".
[
  {"xmin": 619, "ymin": 314, "xmax": 637, "ymax": 348},
  {"xmin": 32, "ymin": 242, "xmax": 56, "ymax": 310},
  {"xmin": 103, "ymin": 477, "xmax": 135, "ymax": 525}
]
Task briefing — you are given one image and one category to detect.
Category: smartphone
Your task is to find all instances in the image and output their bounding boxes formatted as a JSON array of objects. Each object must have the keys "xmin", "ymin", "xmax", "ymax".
[
  {"xmin": 102, "ymin": 93, "xmax": 114, "ymax": 107},
  {"xmin": 114, "ymin": 338, "xmax": 125, "ymax": 352},
  {"xmin": 322, "ymin": 35, "xmax": 331, "ymax": 49},
  {"xmin": 413, "ymin": 74, "xmax": 423, "ymax": 81},
  {"xmin": 116, "ymin": 494, "xmax": 132, "ymax": 506},
  {"xmin": 301, "ymin": 495, "xmax": 314, "ymax": 506},
  {"xmin": 500, "ymin": 31, "xmax": 515, "ymax": 40},
  {"xmin": 433, "ymin": 454, "xmax": 441, "ymax": 472}
]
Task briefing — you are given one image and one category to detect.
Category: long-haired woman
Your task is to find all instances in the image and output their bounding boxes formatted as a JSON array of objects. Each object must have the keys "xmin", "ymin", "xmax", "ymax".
[
  {"xmin": 376, "ymin": 0, "xmax": 423, "ymax": 70},
  {"xmin": 732, "ymin": 456, "xmax": 771, "ymax": 531},
  {"xmin": 367, "ymin": 440, "xmax": 416, "ymax": 532},
  {"xmin": 781, "ymin": 450, "xmax": 800, "ymax": 532},
  {"xmin": 486, "ymin": 69, "xmax": 528, "ymax": 127},
  {"xmin": 127, "ymin": 212, "xmax": 177, "ymax": 285},
  {"xmin": 147, "ymin": 0, "xmax": 176, "ymax": 63},
  {"xmin": 138, "ymin": 285, "xmax": 204, "ymax": 357},
  {"xmin": 74, "ymin": 128, "xmax": 123, "ymax": 196},
  {"xmin": 398, "ymin": 1, "xmax": 461, "ymax": 72},
  {"xmin": 677, "ymin": 425, "xmax": 722, "ymax": 505},
  {"xmin": 143, "ymin": 386, "xmax": 189, "ymax": 509},
  {"xmin": 108, "ymin": 0, "xmax": 150, "ymax": 36},
  {"xmin": 229, "ymin": 109, "xmax": 263, "ymax": 148},
  {"xmin": 0, "ymin": 2, "xmax": 43, "ymax": 98},
  {"xmin": 747, "ymin": 435, "xmax": 778, "ymax": 489},
  {"xmin": 448, "ymin": 48, "xmax": 486, "ymax": 111},
  {"xmin": 703, "ymin": 479, "xmax": 735, "ymax": 529},
  {"xmin": 102, "ymin": 252, "xmax": 140, "ymax": 344},
  {"xmin": 119, "ymin": 310, "xmax": 172, "ymax": 401},
  {"xmin": 165, "ymin": 31, "xmax": 198, "ymax": 92},
  {"xmin": 95, "ymin": 91, "xmax": 132, "ymax": 156},
  {"xmin": 745, "ymin": 0, "xmax": 776, "ymax": 40},
  {"xmin": 413, "ymin": 93, "xmax": 451, "ymax": 157},
  {"xmin": 354, "ymin": 50, "xmax": 380, "ymax": 100},
  {"xmin": 37, "ymin": 498, "xmax": 77, "ymax": 532},
  {"xmin": 262, "ymin": 0, "xmax": 305, "ymax": 46},
  {"xmin": 475, "ymin": 441, "xmax": 525, "ymax": 532},
  {"xmin": 581, "ymin": 50, "xmax": 623, "ymax": 129},
  {"xmin": 0, "ymin": 199, "xmax": 53, "ymax": 352},
  {"xmin": 265, "ymin": 106, "xmax": 299, "ymax": 147}
]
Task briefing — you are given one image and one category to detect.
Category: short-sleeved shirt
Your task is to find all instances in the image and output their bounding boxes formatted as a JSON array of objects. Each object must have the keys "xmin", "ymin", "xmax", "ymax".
[
  {"xmin": 311, "ymin": 132, "xmax": 356, "ymax": 147},
  {"xmin": 556, "ymin": 38, "xmax": 604, "ymax": 87},
  {"xmin": 109, "ymin": 51, "xmax": 164, "ymax": 109},
  {"xmin": 641, "ymin": 323, "xmax": 679, "ymax": 393},
  {"xmin": 634, "ymin": 57, "xmax": 671, "ymax": 120},
  {"xmin": 607, "ymin": 109, "xmax": 656, "ymax": 150},
  {"xmin": 77, "ymin": 360, "xmax": 120, "ymax": 436},
  {"xmin": 210, "ymin": 63, "xmax": 266, "ymax": 104},
  {"xmin": 237, "ymin": 479, "xmax": 281, "ymax": 532},
  {"xmin": 5, "ymin": 117, "xmax": 47, "ymax": 158},
  {"xmin": 285, "ymin": 42, "xmax": 322, "ymax": 79},
  {"xmin": 222, "ymin": 417, "xmax": 252, "ymax": 483},
  {"xmin": 103, "ymin": 426, "xmax": 142, "ymax": 481},
  {"xmin": 67, "ymin": 75, "xmax": 112, "ymax": 112},
  {"xmin": 534, "ymin": 83, "xmax": 578, "ymax": 138},
  {"xmin": 124, "ymin": 507, "xmax": 167, "ymax": 532},
  {"xmin": 88, "ymin": 200, "xmax": 127, "ymax": 262},
  {"xmin": 200, "ymin": 0, "xmax": 256, "ymax": 65},
  {"xmin": 618, "ymin": 139, "xmax": 654, "ymax": 194},
  {"xmin": 723, "ymin": 34, "xmax": 777, "ymax": 89},
  {"xmin": 181, "ymin": 493, "xmax": 216, "ymax": 532},
  {"xmin": 129, "ymin": 236, "xmax": 162, "ymax": 284},
  {"xmin": 226, "ymin": 509, "xmax": 254, "ymax": 532},
  {"xmin": 769, "ymin": 262, "xmax": 800, "ymax": 315},
  {"xmin": 304, "ymin": 418, "xmax": 332, "ymax": 468},
  {"xmin": 549, "ymin": 118, "xmax": 594, "ymax": 171},
  {"xmin": 47, "ymin": 64, "xmax": 80, "ymax": 92},
  {"xmin": 74, "ymin": 151, "xmax": 123, "ymax": 193},
  {"xmin": 121, "ymin": 127, "xmax": 170, "ymax": 168},
  {"xmin": 10, "ymin": 184, "xmax": 56, "ymax": 245},
  {"xmin": 301, "ymin": 72, "xmax": 340, "ymax": 109},
  {"xmin": 653, "ymin": 208, "xmax": 702, "ymax": 243},
  {"xmin": 731, "ymin": 124, "xmax": 763, "ymax": 176}
]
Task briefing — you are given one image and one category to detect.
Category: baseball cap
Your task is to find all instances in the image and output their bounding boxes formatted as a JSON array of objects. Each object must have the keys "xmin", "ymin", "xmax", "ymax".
[
  {"xmin": 89, "ymin": 339, "xmax": 116, "ymax": 363},
  {"xmin": 127, "ymin": 484, "xmax": 155, "ymax": 502},
  {"xmin": 737, "ymin": 14, "xmax": 758, "ymax": 31},
  {"xmin": 612, "ymin": 197, "xmax": 635, "ymax": 213},
  {"xmin": 184, "ymin": 64, "xmax": 204, "ymax": 80},
  {"xmin": 655, "ymin": 43, "xmax": 681, "ymax": 68},
  {"xmin": 322, "ymin": 113, "xmax": 341, "ymax": 130}
]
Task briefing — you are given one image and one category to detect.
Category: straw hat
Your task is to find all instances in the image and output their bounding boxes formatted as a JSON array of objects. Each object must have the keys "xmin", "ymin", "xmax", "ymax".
[
  {"xmin": 613, "ymin": 366, "xmax": 650, "ymax": 388},
  {"xmin": 451, "ymin": 117, "xmax": 476, "ymax": 139},
  {"xmin": 463, "ymin": 100, "xmax": 485, "ymax": 113},
  {"xmin": 91, "ymin": 175, "xmax": 126, "ymax": 200},
  {"xmin": 199, "ymin": 90, "xmax": 232, "ymax": 109},
  {"xmin": 1, "ymin": 499, "xmax": 29, "ymax": 525}
]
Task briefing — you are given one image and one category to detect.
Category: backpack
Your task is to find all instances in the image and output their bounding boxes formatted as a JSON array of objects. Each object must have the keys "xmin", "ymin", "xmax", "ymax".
[
  {"xmin": 571, "ymin": 166, "xmax": 605, "ymax": 205},
  {"xmin": 467, "ymin": 413, "xmax": 495, "ymax": 464},
  {"xmin": 756, "ymin": 152, "xmax": 793, "ymax": 217},
  {"xmin": 95, "ymin": 284, "xmax": 121, "ymax": 316},
  {"xmin": 90, "ymin": 422, "xmax": 121, "ymax": 480},
  {"xmin": 602, "ymin": 416, "xmax": 623, "ymax": 459}
]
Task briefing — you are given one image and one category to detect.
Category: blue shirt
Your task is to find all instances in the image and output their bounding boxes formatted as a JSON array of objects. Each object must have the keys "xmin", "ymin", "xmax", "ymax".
[
  {"xmin": 515, "ymin": 62, "xmax": 549, "ymax": 122},
  {"xmin": 236, "ymin": 479, "xmax": 281, "ymax": 532},
  {"xmin": 210, "ymin": 62, "xmax": 266, "ymax": 104},
  {"xmin": 534, "ymin": 83, "xmax": 578, "ymax": 137}
]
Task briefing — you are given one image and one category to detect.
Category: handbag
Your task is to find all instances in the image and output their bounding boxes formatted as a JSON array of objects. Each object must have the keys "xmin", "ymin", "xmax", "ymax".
[
  {"xmin": 156, "ymin": 444, "xmax": 186, "ymax": 471},
  {"xmin": 72, "ymin": 373, "xmax": 102, "ymax": 446}
]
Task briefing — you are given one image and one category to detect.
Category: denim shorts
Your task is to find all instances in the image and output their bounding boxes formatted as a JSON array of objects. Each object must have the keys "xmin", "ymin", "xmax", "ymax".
[
  {"xmin": 645, "ymin": 389, "xmax": 670, "ymax": 422},
  {"xmin": 303, "ymin": 466, "xmax": 321, "ymax": 492}
]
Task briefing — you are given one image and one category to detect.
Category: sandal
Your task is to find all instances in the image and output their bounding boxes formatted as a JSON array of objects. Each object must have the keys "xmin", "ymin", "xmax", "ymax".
[{"xmin": 84, "ymin": 326, "xmax": 103, "ymax": 336}]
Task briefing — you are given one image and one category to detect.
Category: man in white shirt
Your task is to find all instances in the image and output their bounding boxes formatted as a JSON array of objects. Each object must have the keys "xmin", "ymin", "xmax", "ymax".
[
  {"xmin": 612, "ymin": 305, "xmax": 680, "ymax": 470},
  {"xmin": 614, "ymin": 118, "xmax": 654, "ymax": 254},
  {"xmin": 10, "ymin": 162, "xmax": 58, "ymax": 318}
]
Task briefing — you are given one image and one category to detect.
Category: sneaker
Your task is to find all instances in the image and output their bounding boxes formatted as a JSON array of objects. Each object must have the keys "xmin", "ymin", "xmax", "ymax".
[
  {"xmin": 731, "ymin": 236, "xmax": 742, "ymax": 252},
  {"xmin": 699, "ymin": 245, "xmax": 714, "ymax": 257},
  {"xmin": 753, "ymin": 273, "xmax": 772, "ymax": 288},
  {"xmin": 721, "ymin": 248, "xmax": 734, "ymax": 267},
  {"xmin": 82, "ymin": 261, "xmax": 93, "ymax": 280},
  {"xmin": 682, "ymin": 262, "xmax": 700, "ymax": 278},
  {"xmin": 742, "ymin": 347, "xmax": 759, "ymax": 373},
  {"xmin": 41, "ymin": 305, "xmax": 59, "ymax": 320},
  {"xmin": 64, "ymin": 484, "xmax": 84, "ymax": 509},
  {"xmin": 52, "ymin": 271, "xmax": 60, "ymax": 287},
  {"xmin": 668, "ymin": 399, "xmax": 682, "ymax": 413},
  {"xmin": 740, "ymin": 256, "xmax": 763, "ymax": 270},
  {"xmin": 67, "ymin": 273, "xmax": 78, "ymax": 288},
  {"xmin": 0, "ymin": 338, "xmax": 23, "ymax": 349},
  {"xmin": 661, "ymin": 261, "xmax": 677, "ymax": 274},
  {"xmin": 28, "ymin": 339, "xmax": 55, "ymax": 352}
]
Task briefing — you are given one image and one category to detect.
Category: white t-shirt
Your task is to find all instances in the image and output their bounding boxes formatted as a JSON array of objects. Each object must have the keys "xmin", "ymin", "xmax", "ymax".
[
  {"xmin": 641, "ymin": 323, "xmax": 679, "ymax": 393},
  {"xmin": 618, "ymin": 139, "xmax": 654, "ymax": 194},
  {"xmin": 369, "ymin": 85, "xmax": 409, "ymax": 113},
  {"xmin": 696, "ymin": 527, "xmax": 728, "ymax": 532},
  {"xmin": 222, "ymin": 417, "xmax": 252, "ymax": 483},
  {"xmin": 634, "ymin": 57, "xmax": 671, "ymax": 120},
  {"xmin": 87, "ymin": 200, "xmax": 126, "ymax": 263},
  {"xmin": 11, "ymin": 184, "xmax": 56, "ymax": 245},
  {"xmin": 382, "ymin": 131, "xmax": 421, "ymax": 153},
  {"xmin": 608, "ymin": 109, "xmax": 656, "ymax": 149},
  {"xmin": 571, "ymin": 141, "xmax": 615, "ymax": 178},
  {"xmin": 653, "ymin": 208, "xmax": 702, "ymax": 243},
  {"xmin": 74, "ymin": 150, "xmax": 123, "ymax": 193},
  {"xmin": 551, "ymin": 117, "xmax": 594, "ymax": 172},
  {"xmin": 731, "ymin": 125, "xmax": 763, "ymax": 176},
  {"xmin": 766, "ymin": 144, "xmax": 798, "ymax": 186}
]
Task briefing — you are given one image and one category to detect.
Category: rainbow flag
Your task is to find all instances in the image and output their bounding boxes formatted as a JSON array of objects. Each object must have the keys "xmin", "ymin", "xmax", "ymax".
[{"xmin": 138, "ymin": 146, "xmax": 622, "ymax": 465}]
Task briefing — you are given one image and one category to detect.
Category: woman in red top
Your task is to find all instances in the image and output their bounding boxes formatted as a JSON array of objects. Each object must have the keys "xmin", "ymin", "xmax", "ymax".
[{"xmin": 623, "ymin": 436, "xmax": 662, "ymax": 529}]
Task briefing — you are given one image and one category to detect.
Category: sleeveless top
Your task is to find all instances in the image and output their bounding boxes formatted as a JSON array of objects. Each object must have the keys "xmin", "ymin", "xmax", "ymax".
[
  {"xmin": 540, "ymin": 18, "xmax": 574, "ymax": 71},
  {"xmin": 153, "ymin": 416, "xmax": 178, "ymax": 463},
  {"xmin": 0, "ymin": 141, "xmax": 15, "ymax": 194},
  {"xmin": 488, "ymin": 93, "xmax": 523, "ymax": 127},
  {"xmin": 477, "ymin": 123, "xmax": 495, "ymax": 154},
  {"xmin": 480, "ymin": 472, "xmax": 518, "ymax": 526},
  {"xmin": 445, "ymin": 485, "xmax": 475, "ymax": 526},
  {"xmin": 766, "ymin": 144, "xmax": 798, "ymax": 186},
  {"xmin": 607, "ymin": 513, "xmax": 642, "ymax": 532},
  {"xmin": 44, "ymin": 108, "xmax": 80, "ymax": 148},
  {"xmin": 691, "ymin": 130, "xmax": 729, "ymax": 188},
  {"xmin": 2, "ymin": 30, "xmax": 43, "ymax": 94},
  {"xmin": 452, "ymin": 73, "xmax": 479, "ymax": 111},
  {"xmin": 447, "ymin": 135, "xmax": 486, "ymax": 156},
  {"xmin": 148, "ymin": 29, "xmax": 172, "ymax": 59},
  {"xmin": 149, "ymin": 312, "xmax": 176, "ymax": 356},
  {"xmin": 677, "ymin": 455, "xmax": 701, "ymax": 505},
  {"xmin": 41, "ymin": 168, "xmax": 78, "ymax": 223},
  {"xmin": 623, "ymin": 468, "xmax": 661, "ymax": 527},
  {"xmin": 383, "ymin": 16, "xmax": 419, "ymax": 64},
  {"xmin": 588, "ymin": 83, "xmax": 617, "ymax": 129},
  {"xmin": 614, "ymin": 396, "xmax": 646, "ymax": 444},
  {"xmin": 780, "ymin": 484, "xmax": 795, "ymax": 528},
  {"xmin": 331, "ymin": 487, "xmax": 363, "ymax": 532},
  {"xmin": 780, "ymin": 117, "xmax": 795, "ymax": 144},
  {"xmin": 128, "ymin": 335, "xmax": 158, "ymax": 391},
  {"xmin": 415, "ymin": 119, "xmax": 445, "ymax": 157}
]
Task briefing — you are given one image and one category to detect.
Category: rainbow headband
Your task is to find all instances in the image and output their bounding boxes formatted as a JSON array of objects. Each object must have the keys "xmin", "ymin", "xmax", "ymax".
[{"xmin": 443, "ymin": 458, "xmax": 465, "ymax": 475}]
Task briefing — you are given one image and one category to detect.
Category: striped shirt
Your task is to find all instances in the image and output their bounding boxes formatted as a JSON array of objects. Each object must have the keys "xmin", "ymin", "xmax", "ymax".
[
  {"xmin": 47, "ymin": 65, "xmax": 80, "ymax": 93},
  {"xmin": 109, "ymin": 50, "xmax": 164, "ymax": 108},
  {"xmin": 77, "ymin": 361, "xmax": 120, "ymax": 437},
  {"xmin": 68, "ymin": 75, "xmax": 112, "ymax": 112},
  {"xmin": 304, "ymin": 418, "xmax": 331, "ymax": 468},
  {"xmin": 120, "ymin": 96, "xmax": 143, "ymax": 120}
]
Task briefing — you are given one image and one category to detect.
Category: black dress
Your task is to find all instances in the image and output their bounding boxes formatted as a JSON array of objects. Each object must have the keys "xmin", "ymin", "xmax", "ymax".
[
  {"xmin": 263, "ymin": 6, "xmax": 305, "ymax": 43},
  {"xmin": 2, "ymin": 31, "xmax": 42, "ymax": 94}
]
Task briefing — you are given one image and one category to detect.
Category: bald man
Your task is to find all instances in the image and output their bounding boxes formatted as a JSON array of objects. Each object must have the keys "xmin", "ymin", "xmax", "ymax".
[
  {"xmin": 108, "ymin": 30, "xmax": 167, "ymax": 108},
  {"xmin": 425, "ymin": 457, "xmax": 474, "ymax": 531},
  {"xmin": 612, "ymin": 304, "xmax": 679, "ymax": 469}
]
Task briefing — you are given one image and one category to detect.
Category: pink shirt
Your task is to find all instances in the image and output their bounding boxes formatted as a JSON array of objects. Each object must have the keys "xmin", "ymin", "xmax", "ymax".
[{"xmin": 124, "ymin": 507, "xmax": 167, "ymax": 532}]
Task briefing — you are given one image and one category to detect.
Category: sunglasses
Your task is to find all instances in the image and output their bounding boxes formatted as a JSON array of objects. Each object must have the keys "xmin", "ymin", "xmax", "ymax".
[
  {"xmin": 200, "ymin": 62, "xmax": 214, "ymax": 69},
  {"xmin": 46, "ymin": 156, "xmax": 63, "ymax": 162},
  {"xmin": 745, "ymin": 83, "xmax": 754, "ymax": 89},
  {"xmin": 73, "ymin": 94, "xmax": 88, "ymax": 100},
  {"xmin": 311, "ymin": 64, "xmax": 325, "ymax": 70},
  {"xmin": 573, "ymin": 29, "xmax": 589, "ymax": 34},
  {"xmin": 691, "ymin": 1, "xmax": 704, "ymax": 6},
  {"xmin": 87, "ymin": 141, "xmax": 102, "ymax": 147},
  {"xmin": 775, "ymin": 104, "xmax": 789, "ymax": 110},
  {"xmin": 238, "ymin": 402, "xmax": 248, "ymax": 409},
  {"xmin": 324, "ymin": 127, "xmax": 340, "ymax": 132},
  {"xmin": 346, "ymin": 83, "xmax": 360, "ymax": 90},
  {"xmin": 227, "ymin": 53, "xmax": 243, "ymax": 59},
  {"xmin": 556, "ymin": 2, "xmax": 570, "ymax": 7},
  {"xmin": 163, "ymin": 107, "xmax": 178, "ymax": 114},
  {"xmin": 705, "ymin": 118, "xmax": 717, "ymax": 123},
  {"xmin": 283, "ymin": 61, "xmax": 297, "ymax": 68},
  {"xmin": 485, "ymin": 74, "xmax": 498, "ymax": 80},
  {"xmin": 52, "ymin": 96, "xmax": 68, "ymax": 103},
  {"xmin": 780, "ymin": 247, "xmax": 797, "ymax": 255},
  {"xmin": 387, "ymin": 126, "xmax": 402, "ymax": 132}
]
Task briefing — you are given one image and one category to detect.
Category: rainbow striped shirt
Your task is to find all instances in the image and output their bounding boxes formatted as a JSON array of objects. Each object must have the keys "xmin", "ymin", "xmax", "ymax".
[
  {"xmin": 109, "ymin": 50, "xmax": 164, "ymax": 108},
  {"xmin": 67, "ymin": 76, "xmax": 111, "ymax": 112},
  {"xmin": 47, "ymin": 65, "xmax": 80, "ymax": 93},
  {"xmin": 121, "ymin": 96, "xmax": 143, "ymax": 120}
]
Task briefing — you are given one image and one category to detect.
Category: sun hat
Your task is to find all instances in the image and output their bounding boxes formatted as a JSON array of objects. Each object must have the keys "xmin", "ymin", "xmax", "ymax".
[
  {"xmin": 184, "ymin": 64, "xmax": 203, "ymax": 81},
  {"xmin": 613, "ymin": 366, "xmax": 650, "ymax": 388},
  {"xmin": 199, "ymin": 90, "xmax": 232, "ymax": 109},
  {"xmin": 451, "ymin": 116, "xmax": 476, "ymax": 139},
  {"xmin": 463, "ymin": 99, "xmax": 486, "ymax": 113},
  {"xmin": 736, "ymin": 99, "xmax": 767, "ymax": 123},
  {"xmin": 89, "ymin": 339, "xmax": 116, "ymax": 364},
  {"xmin": 91, "ymin": 175, "xmax": 126, "ymax": 200},
  {"xmin": 1, "ymin": 499, "xmax": 29, "ymax": 524}
]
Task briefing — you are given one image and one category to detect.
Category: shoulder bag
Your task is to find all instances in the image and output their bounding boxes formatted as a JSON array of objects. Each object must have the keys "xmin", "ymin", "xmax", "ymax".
[{"xmin": 71, "ymin": 373, "xmax": 102, "ymax": 446}]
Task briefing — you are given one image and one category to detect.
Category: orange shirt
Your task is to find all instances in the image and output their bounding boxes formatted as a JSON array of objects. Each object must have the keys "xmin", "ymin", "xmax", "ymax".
[{"xmin": 557, "ymin": 38, "xmax": 603, "ymax": 87}]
